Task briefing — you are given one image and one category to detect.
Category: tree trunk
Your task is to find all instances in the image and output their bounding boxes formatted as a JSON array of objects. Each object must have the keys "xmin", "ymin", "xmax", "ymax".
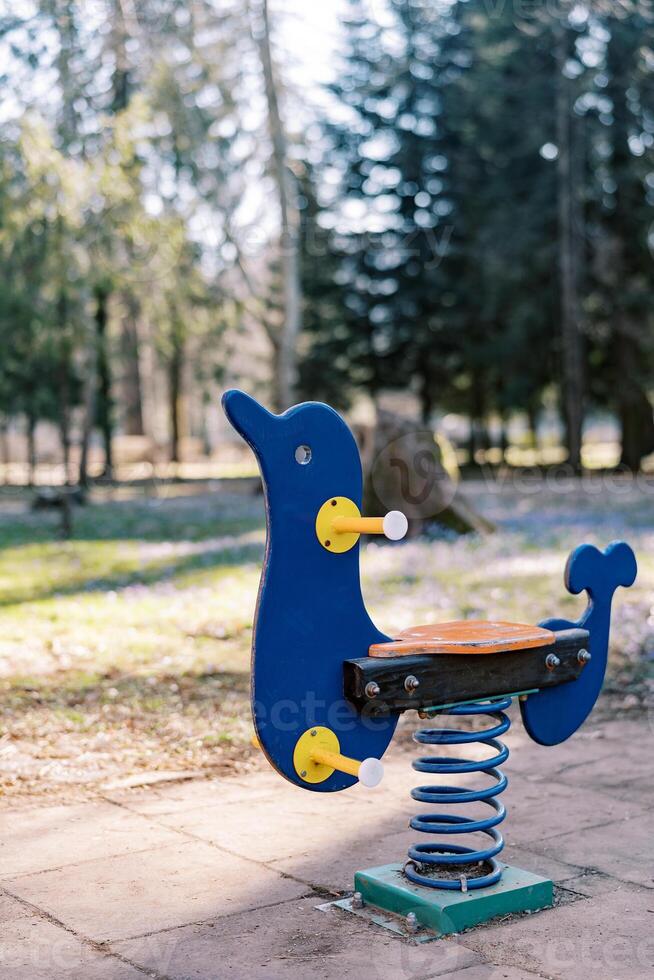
[
  {"xmin": 110, "ymin": 0, "xmax": 131, "ymax": 114},
  {"xmin": 59, "ymin": 411, "xmax": 71, "ymax": 487},
  {"xmin": 56, "ymin": 286, "xmax": 72, "ymax": 487},
  {"xmin": 555, "ymin": 23, "xmax": 585, "ymax": 473},
  {"xmin": 94, "ymin": 286, "xmax": 114, "ymax": 477},
  {"xmin": 86, "ymin": 2, "xmax": 132, "ymax": 478},
  {"xmin": 26, "ymin": 413, "xmax": 36, "ymax": 487},
  {"xmin": 604, "ymin": 19, "xmax": 654, "ymax": 471},
  {"xmin": 467, "ymin": 417, "xmax": 476, "ymax": 468},
  {"xmin": 618, "ymin": 384, "xmax": 654, "ymax": 472},
  {"xmin": 499, "ymin": 413, "xmax": 509, "ymax": 463},
  {"xmin": 615, "ymin": 332, "xmax": 654, "ymax": 471},
  {"xmin": 169, "ymin": 328, "xmax": 185, "ymax": 464},
  {"xmin": 78, "ymin": 334, "xmax": 98, "ymax": 488},
  {"xmin": 0, "ymin": 418, "xmax": 8, "ymax": 485},
  {"xmin": 467, "ymin": 373, "xmax": 486, "ymax": 467},
  {"xmin": 122, "ymin": 296, "xmax": 145, "ymax": 436},
  {"xmin": 526, "ymin": 404, "xmax": 539, "ymax": 452},
  {"xmin": 419, "ymin": 369, "xmax": 434, "ymax": 425},
  {"xmin": 252, "ymin": 0, "xmax": 301, "ymax": 412}
]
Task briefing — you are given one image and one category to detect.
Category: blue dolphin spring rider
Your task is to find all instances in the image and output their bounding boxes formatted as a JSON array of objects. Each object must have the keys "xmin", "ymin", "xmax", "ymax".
[{"xmin": 223, "ymin": 389, "xmax": 637, "ymax": 940}]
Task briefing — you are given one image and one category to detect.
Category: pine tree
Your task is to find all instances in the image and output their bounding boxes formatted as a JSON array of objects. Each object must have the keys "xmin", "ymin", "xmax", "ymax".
[{"xmin": 595, "ymin": 7, "xmax": 654, "ymax": 469}]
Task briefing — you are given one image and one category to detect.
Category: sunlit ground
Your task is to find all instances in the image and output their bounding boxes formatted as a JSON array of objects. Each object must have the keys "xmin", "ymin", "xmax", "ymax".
[{"xmin": 0, "ymin": 477, "xmax": 651, "ymax": 803}]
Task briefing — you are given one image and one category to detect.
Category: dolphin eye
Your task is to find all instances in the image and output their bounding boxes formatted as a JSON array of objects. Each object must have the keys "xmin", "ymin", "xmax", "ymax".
[{"xmin": 294, "ymin": 445, "xmax": 312, "ymax": 465}]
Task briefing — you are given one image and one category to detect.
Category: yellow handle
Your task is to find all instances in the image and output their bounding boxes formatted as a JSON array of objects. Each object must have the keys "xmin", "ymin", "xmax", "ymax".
[
  {"xmin": 332, "ymin": 516, "xmax": 384, "ymax": 535},
  {"xmin": 316, "ymin": 498, "xmax": 407, "ymax": 552},
  {"xmin": 293, "ymin": 726, "xmax": 384, "ymax": 787},
  {"xmin": 309, "ymin": 747, "xmax": 361, "ymax": 778}
]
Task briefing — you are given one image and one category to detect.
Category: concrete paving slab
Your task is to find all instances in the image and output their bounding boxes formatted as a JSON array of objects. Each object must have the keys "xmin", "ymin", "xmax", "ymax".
[
  {"xmin": 0, "ymin": 801, "xmax": 182, "ymax": 877},
  {"xmin": 457, "ymin": 884, "xmax": 654, "ymax": 980},
  {"xmin": 268, "ymin": 827, "xmax": 416, "ymax": 893},
  {"xmin": 113, "ymin": 897, "xmax": 482, "ymax": 980},
  {"xmin": 152, "ymin": 791, "xmax": 411, "ymax": 864},
  {"xmin": 102, "ymin": 776, "xmax": 272, "ymax": 815},
  {"xmin": 500, "ymin": 723, "xmax": 618, "ymax": 776},
  {"xmin": 0, "ymin": 891, "xmax": 30, "ymax": 923},
  {"xmin": 0, "ymin": 915, "xmax": 145, "ymax": 980},
  {"xmin": 555, "ymin": 745, "xmax": 654, "ymax": 803},
  {"xmin": 1, "ymin": 713, "xmax": 651, "ymax": 979},
  {"xmin": 558, "ymin": 871, "xmax": 630, "ymax": 898},
  {"xmin": 5, "ymin": 840, "xmax": 307, "ymax": 943},
  {"xmin": 437, "ymin": 967, "xmax": 549, "ymax": 979},
  {"xmin": 528, "ymin": 813, "xmax": 654, "ymax": 890},
  {"xmin": 499, "ymin": 844, "xmax": 583, "ymax": 884},
  {"xmin": 501, "ymin": 779, "xmax": 645, "ymax": 846}
]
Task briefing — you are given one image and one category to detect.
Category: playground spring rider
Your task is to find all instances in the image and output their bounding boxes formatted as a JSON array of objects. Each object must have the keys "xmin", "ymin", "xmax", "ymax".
[{"xmin": 223, "ymin": 389, "xmax": 637, "ymax": 939}]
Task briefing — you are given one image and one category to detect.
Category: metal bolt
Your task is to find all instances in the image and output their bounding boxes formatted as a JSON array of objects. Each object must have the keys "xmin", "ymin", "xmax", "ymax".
[
  {"xmin": 310, "ymin": 729, "xmax": 317, "ymax": 736},
  {"xmin": 405, "ymin": 911, "xmax": 418, "ymax": 934},
  {"xmin": 300, "ymin": 770, "xmax": 307, "ymax": 778},
  {"xmin": 577, "ymin": 648, "xmax": 591, "ymax": 665},
  {"xmin": 404, "ymin": 675, "xmax": 420, "ymax": 693},
  {"xmin": 545, "ymin": 653, "xmax": 561, "ymax": 670},
  {"xmin": 365, "ymin": 681, "xmax": 380, "ymax": 699},
  {"xmin": 352, "ymin": 891, "xmax": 364, "ymax": 910}
]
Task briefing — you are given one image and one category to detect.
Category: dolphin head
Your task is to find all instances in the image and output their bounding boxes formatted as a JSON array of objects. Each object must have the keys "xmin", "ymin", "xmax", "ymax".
[{"xmin": 222, "ymin": 389, "xmax": 363, "ymax": 509}]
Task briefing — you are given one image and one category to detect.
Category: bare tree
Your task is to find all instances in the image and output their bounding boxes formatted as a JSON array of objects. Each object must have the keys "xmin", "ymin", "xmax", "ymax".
[
  {"xmin": 555, "ymin": 20, "xmax": 586, "ymax": 473},
  {"xmin": 249, "ymin": 0, "xmax": 301, "ymax": 412}
]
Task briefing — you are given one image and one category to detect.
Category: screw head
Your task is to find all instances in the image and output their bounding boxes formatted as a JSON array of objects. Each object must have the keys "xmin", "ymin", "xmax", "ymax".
[
  {"xmin": 545, "ymin": 653, "xmax": 561, "ymax": 670},
  {"xmin": 365, "ymin": 681, "xmax": 380, "ymax": 699},
  {"xmin": 352, "ymin": 891, "xmax": 364, "ymax": 910},
  {"xmin": 300, "ymin": 770, "xmax": 307, "ymax": 778},
  {"xmin": 405, "ymin": 911, "xmax": 418, "ymax": 934},
  {"xmin": 577, "ymin": 648, "xmax": 591, "ymax": 665},
  {"xmin": 404, "ymin": 675, "xmax": 420, "ymax": 693},
  {"xmin": 310, "ymin": 729, "xmax": 317, "ymax": 736}
]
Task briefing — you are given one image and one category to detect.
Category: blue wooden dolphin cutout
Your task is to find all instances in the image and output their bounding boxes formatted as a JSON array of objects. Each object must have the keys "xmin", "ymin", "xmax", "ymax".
[
  {"xmin": 521, "ymin": 541, "xmax": 637, "ymax": 745},
  {"xmin": 222, "ymin": 390, "xmax": 397, "ymax": 791}
]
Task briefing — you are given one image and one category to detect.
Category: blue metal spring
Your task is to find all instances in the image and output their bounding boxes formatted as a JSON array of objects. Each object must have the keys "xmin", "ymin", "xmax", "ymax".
[{"xmin": 404, "ymin": 697, "xmax": 512, "ymax": 891}]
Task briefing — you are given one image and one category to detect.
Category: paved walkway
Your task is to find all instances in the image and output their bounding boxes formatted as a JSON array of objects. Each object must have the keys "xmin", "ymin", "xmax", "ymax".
[{"xmin": 0, "ymin": 710, "xmax": 652, "ymax": 979}]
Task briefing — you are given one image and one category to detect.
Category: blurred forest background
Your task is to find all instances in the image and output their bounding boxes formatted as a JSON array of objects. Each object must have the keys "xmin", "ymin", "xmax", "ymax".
[{"xmin": 1, "ymin": 0, "xmax": 654, "ymax": 487}]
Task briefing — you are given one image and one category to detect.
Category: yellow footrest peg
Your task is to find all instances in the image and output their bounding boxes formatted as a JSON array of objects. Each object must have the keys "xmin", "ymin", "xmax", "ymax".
[{"xmin": 293, "ymin": 726, "xmax": 384, "ymax": 788}]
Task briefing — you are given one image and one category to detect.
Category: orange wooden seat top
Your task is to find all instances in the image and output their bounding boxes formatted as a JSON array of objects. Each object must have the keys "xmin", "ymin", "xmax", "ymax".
[{"xmin": 368, "ymin": 620, "xmax": 555, "ymax": 658}]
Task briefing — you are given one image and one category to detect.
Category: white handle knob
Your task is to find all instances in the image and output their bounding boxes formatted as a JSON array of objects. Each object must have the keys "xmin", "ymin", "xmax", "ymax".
[
  {"xmin": 383, "ymin": 511, "xmax": 408, "ymax": 541},
  {"xmin": 358, "ymin": 757, "xmax": 384, "ymax": 788}
]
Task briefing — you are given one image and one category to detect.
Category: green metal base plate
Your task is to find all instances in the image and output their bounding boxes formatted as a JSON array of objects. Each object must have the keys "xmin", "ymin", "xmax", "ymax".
[{"xmin": 332, "ymin": 862, "xmax": 553, "ymax": 940}]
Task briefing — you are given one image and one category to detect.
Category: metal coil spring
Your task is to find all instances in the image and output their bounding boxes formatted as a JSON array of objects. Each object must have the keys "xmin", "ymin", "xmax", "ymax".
[{"xmin": 404, "ymin": 697, "xmax": 512, "ymax": 892}]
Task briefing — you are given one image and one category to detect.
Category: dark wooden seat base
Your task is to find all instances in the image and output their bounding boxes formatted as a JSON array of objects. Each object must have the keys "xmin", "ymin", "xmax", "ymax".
[{"xmin": 345, "ymin": 628, "xmax": 590, "ymax": 713}]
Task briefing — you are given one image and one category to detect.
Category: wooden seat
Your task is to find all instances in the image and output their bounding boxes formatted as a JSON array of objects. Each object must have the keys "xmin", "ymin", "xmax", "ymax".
[{"xmin": 368, "ymin": 620, "xmax": 555, "ymax": 658}]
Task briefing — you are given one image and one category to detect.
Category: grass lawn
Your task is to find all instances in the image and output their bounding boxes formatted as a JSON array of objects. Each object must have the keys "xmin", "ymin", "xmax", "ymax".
[{"xmin": 0, "ymin": 476, "xmax": 651, "ymax": 803}]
